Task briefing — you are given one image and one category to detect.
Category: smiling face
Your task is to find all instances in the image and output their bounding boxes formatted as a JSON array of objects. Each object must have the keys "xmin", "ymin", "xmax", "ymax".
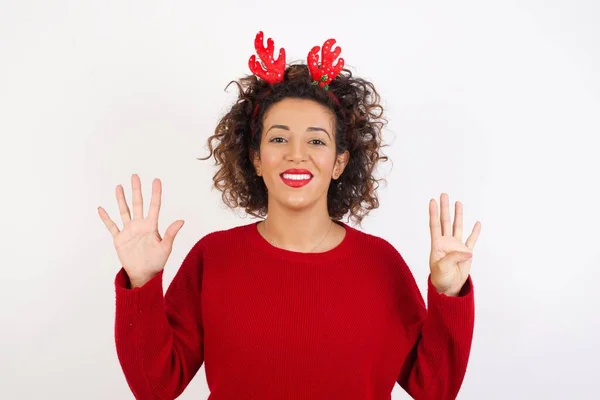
[{"xmin": 252, "ymin": 97, "xmax": 349, "ymax": 213}]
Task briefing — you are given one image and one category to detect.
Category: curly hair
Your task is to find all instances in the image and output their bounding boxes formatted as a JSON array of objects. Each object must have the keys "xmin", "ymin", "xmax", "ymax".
[{"xmin": 198, "ymin": 63, "xmax": 389, "ymax": 225}]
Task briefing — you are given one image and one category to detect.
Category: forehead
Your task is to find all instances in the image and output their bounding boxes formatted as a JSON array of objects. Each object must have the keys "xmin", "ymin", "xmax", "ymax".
[{"xmin": 263, "ymin": 98, "xmax": 334, "ymax": 126}]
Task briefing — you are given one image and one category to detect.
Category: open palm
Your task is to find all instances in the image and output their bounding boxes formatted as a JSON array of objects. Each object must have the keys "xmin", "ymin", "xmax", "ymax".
[
  {"xmin": 97, "ymin": 174, "xmax": 184, "ymax": 287},
  {"xmin": 429, "ymin": 193, "xmax": 481, "ymax": 296}
]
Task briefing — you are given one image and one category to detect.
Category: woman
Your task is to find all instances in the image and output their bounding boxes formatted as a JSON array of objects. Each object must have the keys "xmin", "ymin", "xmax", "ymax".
[{"xmin": 98, "ymin": 31, "xmax": 482, "ymax": 400}]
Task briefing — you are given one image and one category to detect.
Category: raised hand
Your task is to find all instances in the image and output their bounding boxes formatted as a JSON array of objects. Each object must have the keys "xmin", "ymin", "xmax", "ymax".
[
  {"xmin": 428, "ymin": 193, "xmax": 481, "ymax": 296},
  {"xmin": 97, "ymin": 174, "xmax": 185, "ymax": 288}
]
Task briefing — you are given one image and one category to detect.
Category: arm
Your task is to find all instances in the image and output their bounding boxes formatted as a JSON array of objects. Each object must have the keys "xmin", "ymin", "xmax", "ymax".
[
  {"xmin": 396, "ymin": 258, "xmax": 475, "ymax": 400},
  {"xmin": 114, "ymin": 240, "xmax": 205, "ymax": 399}
]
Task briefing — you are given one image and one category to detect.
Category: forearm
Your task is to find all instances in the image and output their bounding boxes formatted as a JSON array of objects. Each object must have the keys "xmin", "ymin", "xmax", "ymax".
[
  {"xmin": 398, "ymin": 276, "xmax": 475, "ymax": 400},
  {"xmin": 114, "ymin": 268, "xmax": 203, "ymax": 399}
]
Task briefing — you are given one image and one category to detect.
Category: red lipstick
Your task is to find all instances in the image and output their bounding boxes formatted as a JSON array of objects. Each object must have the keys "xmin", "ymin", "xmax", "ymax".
[{"xmin": 280, "ymin": 169, "xmax": 313, "ymax": 188}]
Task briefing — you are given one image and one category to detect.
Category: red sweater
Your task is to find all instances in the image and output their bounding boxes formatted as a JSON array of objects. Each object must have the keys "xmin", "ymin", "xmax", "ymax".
[{"xmin": 114, "ymin": 221, "xmax": 474, "ymax": 400}]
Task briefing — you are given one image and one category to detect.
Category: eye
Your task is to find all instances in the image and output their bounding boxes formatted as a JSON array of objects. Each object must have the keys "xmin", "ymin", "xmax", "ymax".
[
  {"xmin": 269, "ymin": 137, "xmax": 286, "ymax": 143},
  {"xmin": 310, "ymin": 139, "xmax": 326, "ymax": 145}
]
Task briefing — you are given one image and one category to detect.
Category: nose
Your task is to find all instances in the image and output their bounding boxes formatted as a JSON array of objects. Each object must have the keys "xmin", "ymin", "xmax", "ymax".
[{"xmin": 286, "ymin": 137, "xmax": 307, "ymax": 163}]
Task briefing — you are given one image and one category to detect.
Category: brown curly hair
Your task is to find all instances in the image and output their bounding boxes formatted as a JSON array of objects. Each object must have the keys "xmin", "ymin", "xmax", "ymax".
[{"xmin": 198, "ymin": 63, "xmax": 389, "ymax": 225}]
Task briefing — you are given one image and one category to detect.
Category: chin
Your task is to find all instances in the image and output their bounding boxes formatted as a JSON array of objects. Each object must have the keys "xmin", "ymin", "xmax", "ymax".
[
  {"xmin": 277, "ymin": 189, "xmax": 331, "ymax": 212},
  {"xmin": 280, "ymin": 197, "xmax": 313, "ymax": 211},
  {"xmin": 266, "ymin": 177, "xmax": 328, "ymax": 211}
]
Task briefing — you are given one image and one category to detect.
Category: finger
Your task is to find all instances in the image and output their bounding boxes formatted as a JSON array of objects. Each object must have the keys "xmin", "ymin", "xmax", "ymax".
[
  {"xmin": 429, "ymin": 198, "xmax": 441, "ymax": 243},
  {"xmin": 147, "ymin": 178, "xmax": 162, "ymax": 227},
  {"xmin": 453, "ymin": 201, "xmax": 464, "ymax": 242},
  {"xmin": 116, "ymin": 184, "xmax": 131, "ymax": 225},
  {"xmin": 465, "ymin": 221, "xmax": 482, "ymax": 250},
  {"xmin": 131, "ymin": 174, "xmax": 144, "ymax": 220},
  {"xmin": 442, "ymin": 251, "xmax": 473, "ymax": 267},
  {"xmin": 440, "ymin": 193, "xmax": 451, "ymax": 236},
  {"xmin": 97, "ymin": 206, "xmax": 120, "ymax": 237},
  {"xmin": 161, "ymin": 220, "xmax": 185, "ymax": 251},
  {"xmin": 433, "ymin": 251, "xmax": 473, "ymax": 277}
]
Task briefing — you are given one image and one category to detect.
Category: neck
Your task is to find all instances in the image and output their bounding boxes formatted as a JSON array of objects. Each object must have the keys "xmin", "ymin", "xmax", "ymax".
[{"xmin": 262, "ymin": 201, "xmax": 333, "ymax": 252}]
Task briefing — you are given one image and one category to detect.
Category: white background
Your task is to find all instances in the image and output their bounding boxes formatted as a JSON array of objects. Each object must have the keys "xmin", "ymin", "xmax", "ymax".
[{"xmin": 1, "ymin": 0, "xmax": 599, "ymax": 399}]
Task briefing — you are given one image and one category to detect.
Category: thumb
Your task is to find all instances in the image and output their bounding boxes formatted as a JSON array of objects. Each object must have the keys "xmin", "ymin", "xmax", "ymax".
[
  {"xmin": 440, "ymin": 250, "xmax": 473, "ymax": 266},
  {"xmin": 162, "ymin": 220, "xmax": 185, "ymax": 250}
]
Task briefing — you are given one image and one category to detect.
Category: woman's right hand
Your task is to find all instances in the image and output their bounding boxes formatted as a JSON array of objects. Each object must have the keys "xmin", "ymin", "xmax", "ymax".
[{"xmin": 97, "ymin": 174, "xmax": 185, "ymax": 288}]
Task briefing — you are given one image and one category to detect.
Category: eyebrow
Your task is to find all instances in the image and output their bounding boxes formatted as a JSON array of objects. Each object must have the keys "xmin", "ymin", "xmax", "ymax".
[{"xmin": 266, "ymin": 124, "xmax": 331, "ymax": 139}]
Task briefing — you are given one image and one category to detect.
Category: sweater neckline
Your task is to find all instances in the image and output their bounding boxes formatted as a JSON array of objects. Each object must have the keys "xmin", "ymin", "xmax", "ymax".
[{"xmin": 248, "ymin": 220, "xmax": 355, "ymax": 263}]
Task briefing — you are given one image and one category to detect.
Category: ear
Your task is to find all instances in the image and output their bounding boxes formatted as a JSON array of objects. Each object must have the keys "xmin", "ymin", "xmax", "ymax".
[
  {"xmin": 332, "ymin": 150, "xmax": 350, "ymax": 179},
  {"xmin": 250, "ymin": 149, "xmax": 262, "ymax": 176}
]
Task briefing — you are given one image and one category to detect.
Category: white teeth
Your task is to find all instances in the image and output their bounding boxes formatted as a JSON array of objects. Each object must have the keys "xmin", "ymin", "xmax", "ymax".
[{"xmin": 282, "ymin": 173, "xmax": 312, "ymax": 180}]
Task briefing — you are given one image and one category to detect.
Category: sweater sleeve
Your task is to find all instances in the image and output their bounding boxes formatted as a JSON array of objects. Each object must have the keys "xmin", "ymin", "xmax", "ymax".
[
  {"xmin": 395, "ymin": 254, "xmax": 475, "ymax": 400},
  {"xmin": 114, "ymin": 240, "xmax": 205, "ymax": 400}
]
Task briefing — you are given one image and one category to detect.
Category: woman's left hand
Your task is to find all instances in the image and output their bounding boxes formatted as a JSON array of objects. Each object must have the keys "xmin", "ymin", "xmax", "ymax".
[{"xmin": 429, "ymin": 193, "xmax": 481, "ymax": 296}]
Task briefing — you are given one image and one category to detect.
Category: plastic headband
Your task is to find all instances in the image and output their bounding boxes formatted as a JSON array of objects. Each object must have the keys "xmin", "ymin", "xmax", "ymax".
[
  {"xmin": 248, "ymin": 31, "xmax": 346, "ymax": 139},
  {"xmin": 248, "ymin": 31, "xmax": 345, "ymax": 90}
]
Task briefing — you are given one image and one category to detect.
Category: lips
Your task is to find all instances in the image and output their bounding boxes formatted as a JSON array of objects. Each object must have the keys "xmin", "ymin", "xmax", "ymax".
[{"xmin": 280, "ymin": 169, "xmax": 313, "ymax": 188}]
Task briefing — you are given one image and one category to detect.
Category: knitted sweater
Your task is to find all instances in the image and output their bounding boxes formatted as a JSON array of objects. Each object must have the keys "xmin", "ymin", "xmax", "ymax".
[{"xmin": 114, "ymin": 221, "xmax": 475, "ymax": 400}]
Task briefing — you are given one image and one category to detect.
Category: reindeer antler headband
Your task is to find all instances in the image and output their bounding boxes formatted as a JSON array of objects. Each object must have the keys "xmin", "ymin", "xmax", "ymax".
[
  {"xmin": 247, "ymin": 31, "xmax": 346, "ymax": 139},
  {"xmin": 248, "ymin": 31, "xmax": 345, "ymax": 90}
]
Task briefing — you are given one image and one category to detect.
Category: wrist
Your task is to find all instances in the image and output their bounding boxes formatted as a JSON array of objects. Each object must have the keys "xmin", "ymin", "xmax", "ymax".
[
  {"xmin": 128, "ymin": 273, "xmax": 155, "ymax": 289},
  {"xmin": 440, "ymin": 288, "xmax": 460, "ymax": 297},
  {"xmin": 434, "ymin": 278, "xmax": 471, "ymax": 297},
  {"xmin": 430, "ymin": 276, "xmax": 463, "ymax": 297}
]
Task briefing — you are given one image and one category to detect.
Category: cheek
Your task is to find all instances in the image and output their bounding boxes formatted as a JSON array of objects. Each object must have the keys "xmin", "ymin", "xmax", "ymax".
[
  {"xmin": 313, "ymin": 150, "xmax": 337, "ymax": 171},
  {"xmin": 258, "ymin": 147, "xmax": 280, "ymax": 169},
  {"xmin": 260, "ymin": 145, "xmax": 280, "ymax": 166},
  {"xmin": 261, "ymin": 155, "xmax": 280, "ymax": 171}
]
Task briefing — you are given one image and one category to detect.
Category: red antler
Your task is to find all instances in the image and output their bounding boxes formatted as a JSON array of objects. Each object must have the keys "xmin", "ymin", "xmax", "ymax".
[
  {"xmin": 248, "ymin": 31, "xmax": 286, "ymax": 84},
  {"xmin": 307, "ymin": 38, "xmax": 344, "ymax": 90}
]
